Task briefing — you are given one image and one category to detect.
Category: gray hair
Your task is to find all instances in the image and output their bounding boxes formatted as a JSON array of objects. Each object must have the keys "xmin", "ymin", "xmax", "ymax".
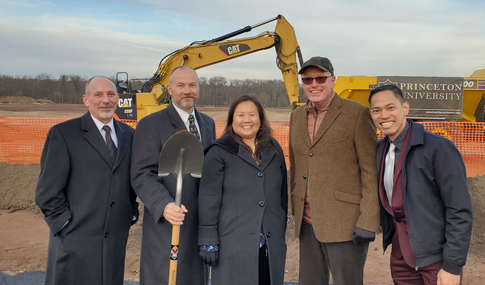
[{"xmin": 84, "ymin": 76, "xmax": 116, "ymax": 96}]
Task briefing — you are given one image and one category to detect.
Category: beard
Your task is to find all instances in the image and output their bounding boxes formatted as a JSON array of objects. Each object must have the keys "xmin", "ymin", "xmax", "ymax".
[
  {"xmin": 174, "ymin": 96, "xmax": 199, "ymax": 111},
  {"xmin": 98, "ymin": 103, "xmax": 115, "ymax": 119}
]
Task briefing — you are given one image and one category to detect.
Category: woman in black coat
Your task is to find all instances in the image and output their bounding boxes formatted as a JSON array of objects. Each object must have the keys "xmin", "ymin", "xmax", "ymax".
[{"xmin": 198, "ymin": 95, "xmax": 288, "ymax": 285}]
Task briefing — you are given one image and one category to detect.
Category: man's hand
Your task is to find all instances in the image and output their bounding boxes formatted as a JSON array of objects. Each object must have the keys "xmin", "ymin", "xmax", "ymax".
[
  {"xmin": 437, "ymin": 269, "xmax": 460, "ymax": 285},
  {"xmin": 163, "ymin": 202, "xmax": 188, "ymax": 226},
  {"xmin": 352, "ymin": 227, "xmax": 375, "ymax": 245}
]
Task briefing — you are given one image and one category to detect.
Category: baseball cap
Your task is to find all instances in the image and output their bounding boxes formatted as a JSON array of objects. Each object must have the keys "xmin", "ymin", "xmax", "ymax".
[{"xmin": 299, "ymin": 57, "xmax": 334, "ymax": 76}]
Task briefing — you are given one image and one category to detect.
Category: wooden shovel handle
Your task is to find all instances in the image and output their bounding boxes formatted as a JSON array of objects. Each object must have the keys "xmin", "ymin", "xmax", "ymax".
[{"xmin": 168, "ymin": 225, "xmax": 181, "ymax": 285}]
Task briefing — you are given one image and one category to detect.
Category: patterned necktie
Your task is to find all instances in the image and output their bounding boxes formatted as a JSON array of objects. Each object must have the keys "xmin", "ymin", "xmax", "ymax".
[
  {"xmin": 384, "ymin": 143, "xmax": 396, "ymax": 207},
  {"xmin": 102, "ymin": 125, "xmax": 117, "ymax": 162},
  {"xmin": 188, "ymin": 115, "xmax": 201, "ymax": 141}
]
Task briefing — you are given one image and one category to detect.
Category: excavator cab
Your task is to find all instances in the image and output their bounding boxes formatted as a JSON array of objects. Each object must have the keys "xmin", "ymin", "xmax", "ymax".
[
  {"xmin": 115, "ymin": 72, "xmax": 130, "ymax": 94},
  {"xmin": 115, "ymin": 72, "xmax": 137, "ymax": 120}
]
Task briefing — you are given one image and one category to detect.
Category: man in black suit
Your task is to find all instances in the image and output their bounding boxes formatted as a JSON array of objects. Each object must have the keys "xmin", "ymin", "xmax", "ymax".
[
  {"xmin": 131, "ymin": 66, "xmax": 216, "ymax": 285},
  {"xmin": 35, "ymin": 76, "xmax": 139, "ymax": 285}
]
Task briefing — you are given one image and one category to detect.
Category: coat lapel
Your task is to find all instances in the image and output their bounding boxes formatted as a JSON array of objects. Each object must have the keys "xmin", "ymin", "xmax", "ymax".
[
  {"xmin": 167, "ymin": 103, "xmax": 188, "ymax": 132},
  {"xmin": 294, "ymin": 107, "xmax": 311, "ymax": 147},
  {"xmin": 311, "ymin": 94, "xmax": 342, "ymax": 146},
  {"xmin": 113, "ymin": 120, "xmax": 128, "ymax": 170},
  {"xmin": 259, "ymin": 145, "xmax": 276, "ymax": 171},
  {"xmin": 237, "ymin": 145, "xmax": 261, "ymax": 169},
  {"xmin": 376, "ymin": 138, "xmax": 387, "ymax": 175},
  {"xmin": 237, "ymin": 144, "xmax": 276, "ymax": 171},
  {"xmin": 81, "ymin": 112, "xmax": 114, "ymax": 168},
  {"xmin": 195, "ymin": 108, "xmax": 215, "ymax": 148}
]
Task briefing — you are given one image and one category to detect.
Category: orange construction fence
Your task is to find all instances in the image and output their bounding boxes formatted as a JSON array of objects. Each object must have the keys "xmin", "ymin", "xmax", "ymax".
[{"xmin": 1, "ymin": 117, "xmax": 484, "ymax": 177}]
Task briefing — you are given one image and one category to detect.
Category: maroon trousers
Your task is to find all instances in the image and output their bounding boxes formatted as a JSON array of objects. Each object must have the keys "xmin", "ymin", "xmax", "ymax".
[{"xmin": 391, "ymin": 255, "xmax": 463, "ymax": 285}]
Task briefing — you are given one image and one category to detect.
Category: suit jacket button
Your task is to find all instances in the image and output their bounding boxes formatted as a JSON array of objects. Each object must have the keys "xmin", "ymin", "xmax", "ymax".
[
  {"xmin": 104, "ymin": 233, "xmax": 108, "ymax": 238},
  {"xmin": 259, "ymin": 201, "xmax": 265, "ymax": 207},
  {"xmin": 309, "ymin": 153, "xmax": 313, "ymax": 157},
  {"xmin": 110, "ymin": 202, "xmax": 115, "ymax": 207},
  {"xmin": 301, "ymin": 197, "xmax": 304, "ymax": 201},
  {"xmin": 257, "ymin": 172, "xmax": 263, "ymax": 177},
  {"xmin": 303, "ymin": 176, "xmax": 307, "ymax": 179},
  {"xmin": 266, "ymin": 232, "xmax": 271, "ymax": 238}
]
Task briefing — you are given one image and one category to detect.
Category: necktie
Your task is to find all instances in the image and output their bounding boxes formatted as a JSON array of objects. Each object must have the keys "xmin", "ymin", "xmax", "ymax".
[
  {"xmin": 188, "ymin": 115, "xmax": 201, "ymax": 141},
  {"xmin": 384, "ymin": 143, "xmax": 396, "ymax": 207},
  {"xmin": 102, "ymin": 125, "xmax": 117, "ymax": 162}
]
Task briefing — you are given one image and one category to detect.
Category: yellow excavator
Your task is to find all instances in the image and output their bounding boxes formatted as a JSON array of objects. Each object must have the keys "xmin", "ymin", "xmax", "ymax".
[
  {"xmin": 115, "ymin": 14, "xmax": 484, "ymax": 123},
  {"xmin": 115, "ymin": 15, "xmax": 303, "ymax": 121}
]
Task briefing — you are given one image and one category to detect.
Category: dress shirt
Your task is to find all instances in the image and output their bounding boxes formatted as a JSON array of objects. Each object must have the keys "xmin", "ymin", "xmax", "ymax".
[
  {"xmin": 389, "ymin": 122, "xmax": 409, "ymax": 168},
  {"xmin": 91, "ymin": 115, "xmax": 118, "ymax": 147},
  {"xmin": 172, "ymin": 104, "xmax": 202, "ymax": 143}
]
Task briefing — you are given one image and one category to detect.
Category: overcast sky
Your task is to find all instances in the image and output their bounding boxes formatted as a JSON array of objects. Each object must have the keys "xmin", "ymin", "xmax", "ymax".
[{"xmin": 1, "ymin": 0, "xmax": 484, "ymax": 81}]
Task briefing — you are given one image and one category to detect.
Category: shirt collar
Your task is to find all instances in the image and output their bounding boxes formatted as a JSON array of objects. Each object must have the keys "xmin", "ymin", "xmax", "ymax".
[
  {"xmin": 305, "ymin": 91, "xmax": 336, "ymax": 115},
  {"xmin": 389, "ymin": 121, "xmax": 409, "ymax": 150},
  {"xmin": 90, "ymin": 114, "xmax": 115, "ymax": 134},
  {"xmin": 172, "ymin": 103, "xmax": 196, "ymax": 123}
]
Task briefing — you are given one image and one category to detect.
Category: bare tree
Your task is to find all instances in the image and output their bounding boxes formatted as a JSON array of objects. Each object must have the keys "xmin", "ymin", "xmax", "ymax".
[{"xmin": 68, "ymin": 74, "xmax": 86, "ymax": 104}]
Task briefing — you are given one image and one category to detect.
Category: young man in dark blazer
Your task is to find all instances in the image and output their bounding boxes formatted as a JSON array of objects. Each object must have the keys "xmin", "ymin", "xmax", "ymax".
[
  {"xmin": 368, "ymin": 84, "xmax": 473, "ymax": 285},
  {"xmin": 131, "ymin": 66, "xmax": 216, "ymax": 285},
  {"xmin": 35, "ymin": 76, "xmax": 139, "ymax": 285}
]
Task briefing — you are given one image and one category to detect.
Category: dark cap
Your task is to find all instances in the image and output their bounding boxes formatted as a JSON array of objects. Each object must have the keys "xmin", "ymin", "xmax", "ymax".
[{"xmin": 299, "ymin": 56, "xmax": 334, "ymax": 75}]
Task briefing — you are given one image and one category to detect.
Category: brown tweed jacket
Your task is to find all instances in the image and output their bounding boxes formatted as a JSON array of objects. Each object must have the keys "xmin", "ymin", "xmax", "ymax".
[{"xmin": 289, "ymin": 95, "xmax": 380, "ymax": 242}]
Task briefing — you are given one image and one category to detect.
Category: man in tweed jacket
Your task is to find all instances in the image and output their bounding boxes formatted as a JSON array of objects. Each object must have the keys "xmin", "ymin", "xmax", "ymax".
[{"xmin": 289, "ymin": 57, "xmax": 380, "ymax": 285}]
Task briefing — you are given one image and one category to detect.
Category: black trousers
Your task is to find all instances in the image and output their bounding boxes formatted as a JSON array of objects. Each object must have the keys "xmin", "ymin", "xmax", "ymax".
[
  {"xmin": 299, "ymin": 221, "xmax": 369, "ymax": 285},
  {"xmin": 259, "ymin": 244, "xmax": 271, "ymax": 285}
]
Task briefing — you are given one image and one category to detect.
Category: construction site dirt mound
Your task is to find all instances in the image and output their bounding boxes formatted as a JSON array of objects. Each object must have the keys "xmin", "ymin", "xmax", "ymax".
[
  {"xmin": 0, "ymin": 163, "xmax": 41, "ymax": 214},
  {"xmin": 0, "ymin": 96, "xmax": 44, "ymax": 105}
]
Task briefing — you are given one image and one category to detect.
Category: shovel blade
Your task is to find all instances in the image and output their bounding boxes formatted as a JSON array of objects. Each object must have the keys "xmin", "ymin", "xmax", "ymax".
[{"xmin": 158, "ymin": 130, "xmax": 204, "ymax": 178}]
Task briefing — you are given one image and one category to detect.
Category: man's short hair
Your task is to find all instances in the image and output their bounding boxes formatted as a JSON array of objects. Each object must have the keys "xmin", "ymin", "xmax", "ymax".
[
  {"xmin": 368, "ymin": 84, "xmax": 405, "ymax": 104},
  {"xmin": 168, "ymin": 66, "xmax": 199, "ymax": 86},
  {"xmin": 84, "ymin": 76, "xmax": 116, "ymax": 96}
]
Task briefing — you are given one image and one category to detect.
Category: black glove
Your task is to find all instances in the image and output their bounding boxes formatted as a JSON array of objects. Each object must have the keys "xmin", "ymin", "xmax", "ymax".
[
  {"xmin": 199, "ymin": 248, "xmax": 218, "ymax": 266},
  {"xmin": 352, "ymin": 227, "xmax": 375, "ymax": 245}
]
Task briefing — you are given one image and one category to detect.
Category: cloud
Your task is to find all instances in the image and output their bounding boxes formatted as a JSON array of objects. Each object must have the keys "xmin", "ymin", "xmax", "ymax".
[{"xmin": 1, "ymin": 0, "xmax": 484, "ymax": 80}]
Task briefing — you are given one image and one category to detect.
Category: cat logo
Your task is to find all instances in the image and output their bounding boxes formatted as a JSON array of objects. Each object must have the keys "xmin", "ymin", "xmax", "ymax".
[
  {"xmin": 118, "ymin": 98, "xmax": 133, "ymax": 108},
  {"xmin": 219, "ymin": 43, "xmax": 251, "ymax": 57},
  {"xmin": 115, "ymin": 94, "xmax": 137, "ymax": 120}
]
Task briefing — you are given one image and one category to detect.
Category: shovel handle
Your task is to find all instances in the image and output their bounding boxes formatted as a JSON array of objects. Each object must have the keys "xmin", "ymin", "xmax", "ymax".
[
  {"xmin": 168, "ymin": 225, "xmax": 181, "ymax": 285},
  {"xmin": 168, "ymin": 146, "xmax": 185, "ymax": 285}
]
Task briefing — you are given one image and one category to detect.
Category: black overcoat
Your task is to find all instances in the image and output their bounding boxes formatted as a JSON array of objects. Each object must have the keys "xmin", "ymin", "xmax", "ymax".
[
  {"xmin": 130, "ymin": 103, "xmax": 216, "ymax": 285},
  {"xmin": 35, "ymin": 112, "xmax": 139, "ymax": 285},
  {"xmin": 198, "ymin": 135, "xmax": 288, "ymax": 285}
]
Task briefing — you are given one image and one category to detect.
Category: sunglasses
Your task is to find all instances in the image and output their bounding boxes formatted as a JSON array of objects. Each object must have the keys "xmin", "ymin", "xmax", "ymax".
[{"xmin": 301, "ymin": 76, "xmax": 333, "ymax": 85}]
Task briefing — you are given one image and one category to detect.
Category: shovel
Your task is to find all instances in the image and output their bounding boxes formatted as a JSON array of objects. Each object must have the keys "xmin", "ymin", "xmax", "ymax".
[{"xmin": 158, "ymin": 130, "xmax": 204, "ymax": 285}]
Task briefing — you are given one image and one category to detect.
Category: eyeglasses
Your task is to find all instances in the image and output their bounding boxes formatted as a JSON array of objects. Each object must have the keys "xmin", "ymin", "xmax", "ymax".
[{"xmin": 301, "ymin": 76, "xmax": 333, "ymax": 85}]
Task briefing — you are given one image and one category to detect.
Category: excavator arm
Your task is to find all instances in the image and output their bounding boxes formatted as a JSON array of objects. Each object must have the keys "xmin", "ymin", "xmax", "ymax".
[{"xmin": 117, "ymin": 15, "xmax": 303, "ymax": 121}]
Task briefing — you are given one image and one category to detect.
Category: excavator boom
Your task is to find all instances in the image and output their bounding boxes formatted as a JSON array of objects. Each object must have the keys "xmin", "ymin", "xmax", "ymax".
[{"xmin": 116, "ymin": 15, "xmax": 303, "ymax": 121}]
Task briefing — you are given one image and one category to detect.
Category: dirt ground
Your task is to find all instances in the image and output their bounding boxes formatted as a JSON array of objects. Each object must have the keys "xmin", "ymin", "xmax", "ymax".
[{"xmin": 1, "ymin": 102, "xmax": 485, "ymax": 284}]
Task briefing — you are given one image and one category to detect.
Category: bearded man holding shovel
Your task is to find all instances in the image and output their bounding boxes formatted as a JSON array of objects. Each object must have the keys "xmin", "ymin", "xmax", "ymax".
[{"xmin": 131, "ymin": 66, "xmax": 216, "ymax": 285}]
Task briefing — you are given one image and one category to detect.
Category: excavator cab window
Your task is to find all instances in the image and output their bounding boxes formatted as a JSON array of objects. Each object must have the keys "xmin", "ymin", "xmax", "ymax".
[{"xmin": 116, "ymin": 72, "xmax": 130, "ymax": 94}]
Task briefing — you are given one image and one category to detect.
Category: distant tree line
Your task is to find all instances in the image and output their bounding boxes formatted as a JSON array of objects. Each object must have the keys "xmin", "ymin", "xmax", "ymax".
[
  {"xmin": 0, "ymin": 73, "xmax": 86, "ymax": 104},
  {"xmin": 0, "ymin": 74, "xmax": 305, "ymax": 108}
]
